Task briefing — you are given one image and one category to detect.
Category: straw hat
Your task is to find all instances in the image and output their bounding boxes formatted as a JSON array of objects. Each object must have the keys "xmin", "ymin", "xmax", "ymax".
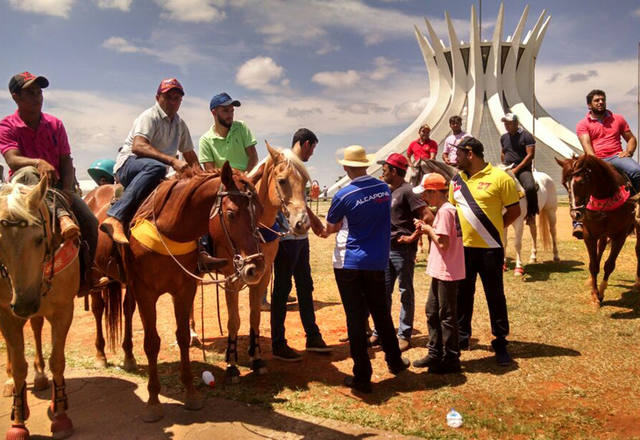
[{"xmin": 338, "ymin": 145, "xmax": 375, "ymax": 167}]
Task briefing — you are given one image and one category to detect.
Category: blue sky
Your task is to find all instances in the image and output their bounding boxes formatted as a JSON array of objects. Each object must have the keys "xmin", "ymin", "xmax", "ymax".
[{"xmin": 0, "ymin": 0, "xmax": 638, "ymax": 185}]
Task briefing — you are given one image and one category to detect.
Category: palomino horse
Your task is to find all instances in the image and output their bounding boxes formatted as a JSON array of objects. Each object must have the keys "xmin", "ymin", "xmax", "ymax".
[
  {"xmin": 217, "ymin": 143, "xmax": 310, "ymax": 384},
  {"xmin": 556, "ymin": 155, "xmax": 640, "ymax": 305},
  {"xmin": 112, "ymin": 162, "xmax": 265, "ymax": 422},
  {"xmin": 83, "ymin": 184, "xmax": 137, "ymax": 371},
  {"xmin": 0, "ymin": 177, "xmax": 77, "ymax": 439},
  {"xmin": 498, "ymin": 165, "xmax": 560, "ymax": 276}
]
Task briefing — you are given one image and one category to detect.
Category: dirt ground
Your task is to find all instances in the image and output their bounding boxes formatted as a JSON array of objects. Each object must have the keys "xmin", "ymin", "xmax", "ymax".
[{"xmin": 1, "ymin": 205, "xmax": 639, "ymax": 439}]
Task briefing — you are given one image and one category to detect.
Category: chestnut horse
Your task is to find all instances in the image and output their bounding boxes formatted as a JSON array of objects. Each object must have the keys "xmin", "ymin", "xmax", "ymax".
[
  {"xmin": 111, "ymin": 162, "xmax": 265, "ymax": 422},
  {"xmin": 216, "ymin": 143, "xmax": 311, "ymax": 383},
  {"xmin": 0, "ymin": 176, "xmax": 77, "ymax": 439},
  {"xmin": 556, "ymin": 155, "xmax": 640, "ymax": 304}
]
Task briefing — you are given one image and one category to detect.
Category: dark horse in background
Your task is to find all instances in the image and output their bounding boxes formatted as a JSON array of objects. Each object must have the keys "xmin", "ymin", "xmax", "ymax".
[{"xmin": 556, "ymin": 155, "xmax": 640, "ymax": 305}]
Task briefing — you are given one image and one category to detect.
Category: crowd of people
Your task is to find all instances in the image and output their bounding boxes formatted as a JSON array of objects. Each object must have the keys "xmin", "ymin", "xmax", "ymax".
[{"xmin": 0, "ymin": 70, "xmax": 637, "ymax": 394}]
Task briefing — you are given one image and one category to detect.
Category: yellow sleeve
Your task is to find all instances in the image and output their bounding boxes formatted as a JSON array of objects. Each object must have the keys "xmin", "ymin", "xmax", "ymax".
[
  {"xmin": 500, "ymin": 172, "xmax": 520, "ymax": 206},
  {"xmin": 448, "ymin": 180, "xmax": 456, "ymax": 205}
]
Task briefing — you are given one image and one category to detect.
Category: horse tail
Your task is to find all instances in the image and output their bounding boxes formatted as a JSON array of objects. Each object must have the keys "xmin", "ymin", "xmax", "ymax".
[
  {"xmin": 539, "ymin": 209, "xmax": 551, "ymax": 251},
  {"xmin": 104, "ymin": 281, "xmax": 123, "ymax": 353}
]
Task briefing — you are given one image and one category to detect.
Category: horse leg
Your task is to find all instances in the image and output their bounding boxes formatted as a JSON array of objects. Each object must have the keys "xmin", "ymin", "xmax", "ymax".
[
  {"xmin": 0, "ymin": 308, "xmax": 30, "ymax": 439},
  {"xmin": 46, "ymin": 303, "xmax": 75, "ymax": 439},
  {"xmin": 529, "ymin": 220, "xmax": 538, "ymax": 264},
  {"xmin": 224, "ymin": 289, "xmax": 241, "ymax": 384},
  {"xmin": 513, "ymin": 219, "xmax": 525, "ymax": 276},
  {"xmin": 502, "ymin": 226, "xmax": 510, "ymax": 272},
  {"xmin": 548, "ymin": 208, "xmax": 560, "ymax": 262},
  {"xmin": 172, "ymin": 286, "xmax": 203, "ymax": 411},
  {"xmin": 585, "ymin": 237, "xmax": 602, "ymax": 305},
  {"xmin": 121, "ymin": 286, "xmax": 137, "ymax": 372},
  {"xmin": 600, "ymin": 237, "xmax": 626, "ymax": 303},
  {"xmin": 188, "ymin": 306, "xmax": 200, "ymax": 347},
  {"xmin": 30, "ymin": 316, "xmax": 49, "ymax": 392},
  {"xmin": 90, "ymin": 290, "xmax": 108, "ymax": 368},
  {"xmin": 3, "ymin": 347, "xmax": 13, "ymax": 397},
  {"xmin": 248, "ymin": 284, "xmax": 267, "ymax": 375}
]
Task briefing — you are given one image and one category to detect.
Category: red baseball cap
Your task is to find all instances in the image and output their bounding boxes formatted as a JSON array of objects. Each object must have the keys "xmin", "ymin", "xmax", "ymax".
[
  {"xmin": 156, "ymin": 78, "xmax": 184, "ymax": 95},
  {"xmin": 377, "ymin": 153, "xmax": 408, "ymax": 171}
]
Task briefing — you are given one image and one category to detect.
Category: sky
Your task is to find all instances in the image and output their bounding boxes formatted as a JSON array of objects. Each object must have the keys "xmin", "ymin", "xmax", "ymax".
[{"xmin": 0, "ymin": 0, "xmax": 638, "ymax": 186}]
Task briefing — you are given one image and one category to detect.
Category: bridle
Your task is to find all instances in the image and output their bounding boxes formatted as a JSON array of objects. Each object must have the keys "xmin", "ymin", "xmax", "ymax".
[
  {"xmin": 210, "ymin": 182, "xmax": 263, "ymax": 283},
  {"xmin": 566, "ymin": 160, "xmax": 589, "ymax": 218},
  {"xmin": 0, "ymin": 200, "xmax": 55, "ymax": 298}
]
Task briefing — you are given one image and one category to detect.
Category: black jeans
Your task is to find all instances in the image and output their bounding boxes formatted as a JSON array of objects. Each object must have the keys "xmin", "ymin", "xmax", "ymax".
[
  {"xmin": 516, "ymin": 169, "xmax": 538, "ymax": 217},
  {"xmin": 334, "ymin": 268, "xmax": 402, "ymax": 383},
  {"xmin": 426, "ymin": 278, "xmax": 459, "ymax": 362},
  {"xmin": 457, "ymin": 247, "xmax": 509, "ymax": 348},
  {"xmin": 271, "ymin": 238, "xmax": 320, "ymax": 348}
]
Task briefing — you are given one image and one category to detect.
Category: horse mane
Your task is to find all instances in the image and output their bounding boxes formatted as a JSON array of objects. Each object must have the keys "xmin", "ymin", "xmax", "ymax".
[
  {"xmin": 576, "ymin": 154, "xmax": 624, "ymax": 196},
  {"xmin": 0, "ymin": 183, "xmax": 40, "ymax": 225},
  {"xmin": 282, "ymin": 149, "xmax": 311, "ymax": 183}
]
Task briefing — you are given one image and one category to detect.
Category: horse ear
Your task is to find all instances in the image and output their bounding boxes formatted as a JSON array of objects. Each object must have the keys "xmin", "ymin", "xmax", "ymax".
[
  {"xmin": 221, "ymin": 161, "xmax": 234, "ymax": 188},
  {"xmin": 27, "ymin": 174, "xmax": 48, "ymax": 210},
  {"xmin": 266, "ymin": 141, "xmax": 282, "ymax": 163},
  {"xmin": 250, "ymin": 163, "xmax": 265, "ymax": 185},
  {"xmin": 554, "ymin": 157, "xmax": 567, "ymax": 167}
]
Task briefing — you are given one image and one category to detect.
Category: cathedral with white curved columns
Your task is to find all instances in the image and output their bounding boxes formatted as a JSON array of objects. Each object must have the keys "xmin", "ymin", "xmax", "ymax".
[{"xmin": 330, "ymin": 3, "xmax": 583, "ymax": 193}]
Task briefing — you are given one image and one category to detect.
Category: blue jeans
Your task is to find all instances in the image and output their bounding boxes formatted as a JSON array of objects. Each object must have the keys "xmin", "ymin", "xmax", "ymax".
[
  {"xmin": 107, "ymin": 157, "xmax": 166, "ymax": 224},
  {"xmin": 373, "ymin": 242, "xmax": 417, "ymax": 341},
  {"xmin": 271, "ymin": 238, "xmax": 320, "ymax": 348},
  {"xmin": 603, "ymin": 155, "xmax": 640, "ymax": 194}
]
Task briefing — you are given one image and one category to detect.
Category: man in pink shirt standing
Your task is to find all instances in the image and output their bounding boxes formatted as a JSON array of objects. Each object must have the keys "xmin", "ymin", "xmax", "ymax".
[
  {"xmin": 573, "ymin": 89, "xmax": 639, "ymax": 238},
  {"xmin": 0, "ymin": 71, "xmax": 98, "ymax": 292}
]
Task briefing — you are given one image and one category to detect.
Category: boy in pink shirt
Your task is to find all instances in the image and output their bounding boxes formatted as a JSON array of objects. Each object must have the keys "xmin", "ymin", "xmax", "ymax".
[{"xmin": 412, "ymin": 173, "xmax": 465, "ymax": 373}]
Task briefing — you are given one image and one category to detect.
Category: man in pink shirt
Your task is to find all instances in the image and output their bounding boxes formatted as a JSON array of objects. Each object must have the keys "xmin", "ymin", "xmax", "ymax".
[
  {"xmin": 412, "ymin": 173, "xmax": 464, "ymax": 374},
  {"xmin": 407, "ymin": 124, "xmax": 438, "ymax": 167},
  {"xmin": 573, "ymin": 89, "xmax": 638, "ymax": 238},
  {"xmin": 0, "ymin": 71, "xmax": 98, "ymax": 292}
]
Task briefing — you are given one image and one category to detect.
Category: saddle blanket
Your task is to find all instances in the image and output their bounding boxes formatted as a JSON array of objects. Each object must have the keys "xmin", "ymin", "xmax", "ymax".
[
  {"xmin": 586, "ymin": 185, "xmax": 630, "ymax": 212},
  {"xmin": 44, "ymin": 240, "xmax": 79, "ymax": 276},
  {"xmin": 130, "ymin": 219, "xmax": 197, "ymax": 255}
]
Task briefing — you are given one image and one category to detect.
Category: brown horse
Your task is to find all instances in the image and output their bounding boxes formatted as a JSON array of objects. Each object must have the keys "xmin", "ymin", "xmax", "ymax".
[
  {"xmin": 556, "ymin": 155, "xmax": 640, "ymax": 305},
  {"xmin": 108, "ymin": 162, "xmax": 265, "ymax": 422},
  {"xmin": 216, "ymin": 143, "xmax": 311, "ymax": 383},
  {"xmin": 0, "ymin": 176, "xmax": 77, "ymax": 439},
  {"xmin": 83, "ymin": 184, "xmax": 137, "ymax": 371}
]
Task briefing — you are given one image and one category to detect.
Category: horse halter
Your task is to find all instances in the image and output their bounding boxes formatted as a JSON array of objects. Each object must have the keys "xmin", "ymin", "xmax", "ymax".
[
  {"xmin": 0, "ymin": 202, "xmax": 55, "ymax": 298},
  {"xmin": 210, "ymin": 181, "xmax": 263, "ymax": 283},
  {"xmin": 567, "ymin": 161, "xmax": 589, "ymax": 217}
]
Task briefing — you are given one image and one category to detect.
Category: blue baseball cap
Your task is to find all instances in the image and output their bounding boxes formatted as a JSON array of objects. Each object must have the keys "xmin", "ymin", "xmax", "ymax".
[{"xmin": 209, "ymin": 92, "xmax": 241, "ymax": 110}]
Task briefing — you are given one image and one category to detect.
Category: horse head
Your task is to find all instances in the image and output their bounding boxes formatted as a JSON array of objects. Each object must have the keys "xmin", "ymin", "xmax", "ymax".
[
  {"xmin": 497, "ymin": 163, "xmax": 525, "ymax": 194},
  {"xmin": 210, "ymin": 162, "xmax": 265, "ymax": 285},
  {"xmin": 265, "ymin": 141, "xmax": 311, "ymax": 236},
  {"xmin": 0, "ymin": 176, "xmax": 51, "ymax": 318}
]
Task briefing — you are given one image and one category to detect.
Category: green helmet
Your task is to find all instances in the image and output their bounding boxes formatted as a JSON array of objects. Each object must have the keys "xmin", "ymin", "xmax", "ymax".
[{"xmin": 88, "ymin": 158, "xmax": 116, "ymax": 185}]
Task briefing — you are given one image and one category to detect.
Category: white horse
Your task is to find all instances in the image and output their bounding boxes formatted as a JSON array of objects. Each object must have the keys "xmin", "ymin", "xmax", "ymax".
[{"xmin": 499, "ymin": 165, "xmax": 560, "ymax": 276}]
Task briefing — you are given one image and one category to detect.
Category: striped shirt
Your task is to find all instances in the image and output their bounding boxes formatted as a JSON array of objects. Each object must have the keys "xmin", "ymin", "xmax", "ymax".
[{"xmin": 449, "ymin": 163, "xmax": 519, "ymax": 248}]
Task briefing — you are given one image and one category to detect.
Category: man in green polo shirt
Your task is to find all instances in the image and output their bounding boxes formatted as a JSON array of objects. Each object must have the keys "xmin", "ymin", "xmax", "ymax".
[{"xmin": 199, "ymin": 92, "xmax": 258, "ymax": 173}]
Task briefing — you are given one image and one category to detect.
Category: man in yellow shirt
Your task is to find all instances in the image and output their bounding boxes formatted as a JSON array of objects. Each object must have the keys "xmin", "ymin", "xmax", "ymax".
[{"xmin": 449, "ymin": 136, "xmax": 520, "ymax": 366}]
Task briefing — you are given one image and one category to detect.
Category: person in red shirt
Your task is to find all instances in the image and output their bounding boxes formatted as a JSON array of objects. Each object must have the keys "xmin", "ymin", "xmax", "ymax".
[
  {"xmin": 407, "ymin": 124, "xmax": 438, "ymax": 168},
  {"xmin": 573, "ymin": 89, "xmax": 639, "ymax": 238}
]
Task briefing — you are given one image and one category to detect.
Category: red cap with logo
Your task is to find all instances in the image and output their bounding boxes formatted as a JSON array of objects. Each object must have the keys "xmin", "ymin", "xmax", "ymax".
[
  {"xmin": 377, "ymin": 153, "xmax": 408, "ymax": 171},
  {"xmin": 156, "ymin": 78, "xmax": 184, "ymax": 95}
]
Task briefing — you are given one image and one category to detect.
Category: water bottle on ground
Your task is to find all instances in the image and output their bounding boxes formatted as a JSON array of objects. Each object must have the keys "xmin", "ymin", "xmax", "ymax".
[{"xmin": 446, "ymin": 408, "xmax": 463, "ymax": 428}]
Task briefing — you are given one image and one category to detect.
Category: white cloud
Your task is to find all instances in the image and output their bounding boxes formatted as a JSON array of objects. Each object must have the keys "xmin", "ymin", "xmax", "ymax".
[
  {"xmin": 370, "ymin": 57, "xmax": 397, "ymax": 81},
  {"xmin": 236, "ymin": 57, "xmax": 285, "ymax": 93},
  {"xmin": 102, "ymin": 36, "xmax": 208, "ymax": 71},
  {"xmin": 154, "ymin": 0, "xmax": 225, "ymax": 23},
  {"xmin": 634, "ymin": 7, "xmax": 640, "ymax": 17},
  {"xmin": 94, "ymin": 0, "xmax": 131, "ymax": 11},
  {"xmin": 312, "ymin": 70, "xmax": 360, "ymax": 88},
  {"xmin": 7, "ymin": 0, "xmax": 75, "ymax": 18}
]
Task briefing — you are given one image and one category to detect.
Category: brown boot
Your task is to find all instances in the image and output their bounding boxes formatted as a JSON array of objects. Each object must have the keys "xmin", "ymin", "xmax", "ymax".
[
  {"xmin": 100, "ymin": 216, "xmax": 129, "ymax": 245},
  {"xmin": 59, "ymin": 215, "xmax": 80, "ymax": 241}
]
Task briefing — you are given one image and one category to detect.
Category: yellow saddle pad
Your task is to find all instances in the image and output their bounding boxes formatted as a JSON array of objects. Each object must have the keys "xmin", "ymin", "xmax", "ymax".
[{"xmin": 130, "ymin": 219, "xmax": 197, "ymax": 256}]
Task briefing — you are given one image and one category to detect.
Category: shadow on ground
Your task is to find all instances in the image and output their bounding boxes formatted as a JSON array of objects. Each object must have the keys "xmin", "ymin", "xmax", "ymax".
[{"xmin": 520, "ymin": 259, "xmax": 585, "ymax": 282}]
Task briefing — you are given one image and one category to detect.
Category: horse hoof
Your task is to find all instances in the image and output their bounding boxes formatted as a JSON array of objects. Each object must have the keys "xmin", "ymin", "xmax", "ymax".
[
  {"xmin": 122, "ymin": 357, "xmax": 137, "ymax": 372},
  {"xmin": 94, "ymin": 357, "xmax": 108, "ymax": 369},
  {"xmin": 251, "ymin": 359, "xmax": 268, "ymax": 375},
  {"xmin": 184, "ymin": 391, "xmax": 204, "ymax": 411},
  {"xmin": 6, "ymin": 424, "xmax": 29, "ymax": 440},
  {"xmin": 226, "ymin": 366, "xmax": 240, "ymax": 384},
  {"xmin": 33, "ymin": 373, "xmax": 49, "ymax": 392},
  {"xmin": 514, "ymin": 267, "xmax": 524, "ymax": 277},
  {"xmin": 51, "ymin": 413, "xmax": 74, "ymax": 439},
  {"xmin": 3, "ymin": 381, "xmax": 14, "ymax": 397},
  {"xmin": 553, "ymin": 256, "xmax": 560, "ymax": 262},
  {"xmin": 142, "ymin": 404, "xmax": 164, "ymax": 423}
]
